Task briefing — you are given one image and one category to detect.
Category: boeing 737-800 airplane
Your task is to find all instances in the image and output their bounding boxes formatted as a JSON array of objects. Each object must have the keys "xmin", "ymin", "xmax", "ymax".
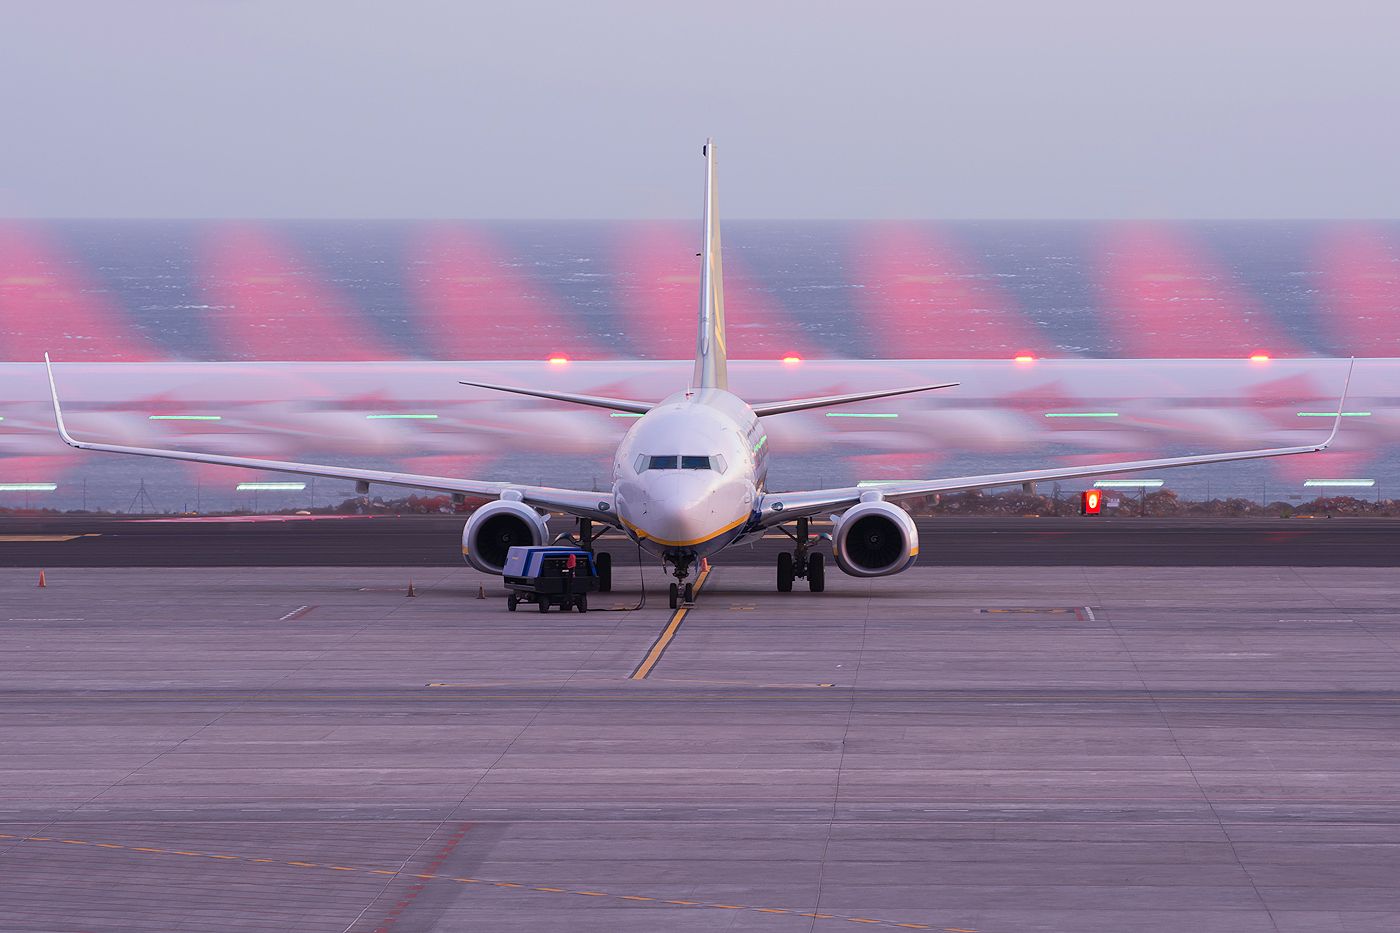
[{"xmin": 46, "ymin": 141, "xmax": 1351, "ymax": 609}]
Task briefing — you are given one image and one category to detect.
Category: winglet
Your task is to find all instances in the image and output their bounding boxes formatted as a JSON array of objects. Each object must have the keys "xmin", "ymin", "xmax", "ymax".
[
  {"xmin": 43, "ymin": 353, "xmax": 82, "ymax": 449},
  {"xmin": 1318, "ymin": 357, "xmax": 1355, "ymax": 451}
]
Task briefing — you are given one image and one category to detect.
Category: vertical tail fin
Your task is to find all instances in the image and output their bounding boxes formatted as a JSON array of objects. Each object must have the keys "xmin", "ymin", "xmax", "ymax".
[{"xmin": 693, "ymin": 138, "xmax": 728, "ymax": 390}]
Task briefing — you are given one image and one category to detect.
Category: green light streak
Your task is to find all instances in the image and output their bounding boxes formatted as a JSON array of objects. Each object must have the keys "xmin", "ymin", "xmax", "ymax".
[
  {"xmin": 1303, "ymin": 479, "xmax": 1375, "ymax": 487},
  {"xmin": 0, "ymin": 483, "xmax": 56, "ymax": 491},
  {"xmin": 236, "ymin": 482, "xmax": 307, "ymax": 491},
  {"xmin": 609, "ymin": 413, "xmax": 644, "ymax": 418},
  {"xmin": 1296, "ymin": 412, "xmax": 1372, "ymax": 417},
  {"xmin": 1094, "ymin": 480, "xmax": 1164, "ymax": 489},
  {"xmin": 825, "ymin": 412, "xmax": 899, "ymax": 419},
  {"xmin": 365, "ymin": 413, "xmax": 439, "ymax": 420},
  {"xmin": 149, "ymin": 415, "xmax": 223, "ymax": 421},
  {"xmin": 1045, "ymin": 412, "xmax": 1119, "ymax": 418}
]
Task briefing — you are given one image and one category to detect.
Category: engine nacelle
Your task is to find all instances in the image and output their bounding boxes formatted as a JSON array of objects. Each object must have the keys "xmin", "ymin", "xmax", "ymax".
[
  {"xmin": 831, "ymin": 500, "xmax": 919, "ymax": 577},
  {"xmin": 462, "ymin": 500, "xmax": 549, "ymax": 574}
]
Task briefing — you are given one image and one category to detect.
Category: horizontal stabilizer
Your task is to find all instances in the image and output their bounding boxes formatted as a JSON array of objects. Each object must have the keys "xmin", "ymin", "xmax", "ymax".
[
  {"xmin": 460, "ymin": 381, "xmax": 654, "ymax": 415},
  {"xmin": 751, "ymin": 382, "xmax": 959, "ymax": 417}
]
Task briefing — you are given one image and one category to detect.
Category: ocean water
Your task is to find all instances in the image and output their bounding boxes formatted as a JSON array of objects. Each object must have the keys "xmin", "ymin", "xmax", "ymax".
[{"xmin": 3, "ymin": 219, "xmax": 1398, "ymax": 362}]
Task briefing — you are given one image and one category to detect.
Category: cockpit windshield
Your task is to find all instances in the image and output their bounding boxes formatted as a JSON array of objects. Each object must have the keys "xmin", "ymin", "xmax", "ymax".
[{"xmin": 636, "ymin": 454, "xmax": 727, "ymax": 473}]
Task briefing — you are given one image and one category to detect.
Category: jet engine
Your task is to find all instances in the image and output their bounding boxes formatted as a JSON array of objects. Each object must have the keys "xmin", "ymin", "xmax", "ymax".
[
  {"xmin": 831, "ymin": 500, "xmax": 919, "ymax": 577},
  {"xmin": 462, "ymin": 500, "xmax": 549, "ymax": 574}
]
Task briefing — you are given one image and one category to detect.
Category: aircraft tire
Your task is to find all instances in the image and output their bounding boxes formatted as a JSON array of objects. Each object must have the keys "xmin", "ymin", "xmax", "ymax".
[
  {"xmin": 669, "ymin": 583, "xmax": 680, "ymax": 610},
  {"xmin": 507, "ymin": 594, "xmax": 518, "ymax": 611},
  {"xmin": 596, "ymin": 552, "xmax": 613, "ymax": 592},
  {"xmin": 538, "ymin": 600, "xmax": 549, "ymax": 613},
  {"xmin": 684, "ymin": 582, "xmax": 694, "ymax": 604},
  {"xmin": 808, "ymin": 553, "xmax": 825, "ymax": 592},
  {"xmin": 777, "ymin": 552, "xmax": 794, "ymax": 592}
]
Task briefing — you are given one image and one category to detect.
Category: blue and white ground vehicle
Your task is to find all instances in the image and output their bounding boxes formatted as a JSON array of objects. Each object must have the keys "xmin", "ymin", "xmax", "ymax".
[{"xmin": 501, "ymin": 546, "xmax": 599, "ymax": 613}]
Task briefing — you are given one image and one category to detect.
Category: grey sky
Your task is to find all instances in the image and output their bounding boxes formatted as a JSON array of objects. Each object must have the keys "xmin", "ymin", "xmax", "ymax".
[{"xmin": 2, "ymin": 0, "xmax": 1398, "ymax": 219}]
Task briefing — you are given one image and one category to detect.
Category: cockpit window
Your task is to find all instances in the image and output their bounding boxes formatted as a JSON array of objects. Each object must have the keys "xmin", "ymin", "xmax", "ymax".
[{"xmin": 638, "ymin": 454, "xmax": 722, "ymax": 472}]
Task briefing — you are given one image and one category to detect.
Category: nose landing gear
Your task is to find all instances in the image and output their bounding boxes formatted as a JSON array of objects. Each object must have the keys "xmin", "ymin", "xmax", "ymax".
[
  {"xmin": 664, "ymin": 551, "xmax": 697, "ymax": 610},
  {"xmin": 667, "ymin": 580, "xmax": 695, "ymax": 609},
  {"xmin": 658, "ymin": 546, "xmax": 697, "ymax": 610},
  {"xmin": 776, "ymin": 516, "xmax": 825, "ymax": 593}
]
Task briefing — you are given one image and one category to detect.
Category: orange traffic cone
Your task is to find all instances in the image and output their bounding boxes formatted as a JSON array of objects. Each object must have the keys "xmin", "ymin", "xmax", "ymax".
[
  {"xmin": 477, "ymin": 584, "xmax": 486, "ymax": 599},
  {"xmin": 37, "ymin": 570, "xmax": 46, "ymax": 588},
  {"xmin": 406, "ymin": 580, "xmax": 417, "ymax": 598},
  {"xmin": 700, "ymin": 558, "xmax": 710, "ymax": 572}
]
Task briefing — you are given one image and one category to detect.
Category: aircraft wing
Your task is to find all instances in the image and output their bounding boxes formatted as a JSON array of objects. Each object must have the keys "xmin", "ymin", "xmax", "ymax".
[
  {"xmin": 44, "ymin": 356, "xmax": 619, "ymax": 525},
  {"xmin": 755, "ymin": 360, "xmax": 1354, "ymax": 528}
]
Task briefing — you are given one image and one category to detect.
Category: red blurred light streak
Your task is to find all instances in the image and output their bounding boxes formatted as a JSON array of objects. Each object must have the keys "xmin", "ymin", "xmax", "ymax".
[
  {"xmin": 200, "ymin": 224, "xmax": 381, "ymax": 361},
  {"xmin": 1316, "ymin": 224, "xmax": 1400, "ymax": 357},
  {"xmin": 0, "ymin": 223, "xmax": 158, "ymax": 361},
  {"xmin": 411, "ymin": 225, "xmax": 599, "ymax": 360},
  {"xmin": 857, "ymin": 224, "xmax": 1044, "ymax": 359},
  {"xmin": 1098, "ymin": 224, "xmax": 1301, "ymax": 358}
]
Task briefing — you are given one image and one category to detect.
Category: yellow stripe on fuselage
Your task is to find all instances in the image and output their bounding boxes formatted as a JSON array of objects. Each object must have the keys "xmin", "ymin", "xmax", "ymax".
[{"xmin": 620, "ymin": 513, "xmax": 747, "ymax": 549}]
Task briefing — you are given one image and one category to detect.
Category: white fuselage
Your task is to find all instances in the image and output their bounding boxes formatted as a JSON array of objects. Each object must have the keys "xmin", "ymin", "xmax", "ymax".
[{"xmin": 613, "ymin": 389, "xmax": 768, "ymax": 561}]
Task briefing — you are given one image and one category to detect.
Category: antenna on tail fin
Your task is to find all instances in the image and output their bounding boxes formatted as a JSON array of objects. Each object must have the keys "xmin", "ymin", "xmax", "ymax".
[{"xmin": 694, "ymin": 138, "xmax": 728, "ymax": 390}]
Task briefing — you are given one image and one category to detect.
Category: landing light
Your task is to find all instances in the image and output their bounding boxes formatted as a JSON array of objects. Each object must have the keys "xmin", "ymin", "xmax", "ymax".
[
  {"xmin": 548, "ymin": 355, "xmax": 569, "ymax": 365},
  {"xmin": 1249, "ymin": 354, "xmax": 1271, "ymax": 362},
  {"xmin": 781, "ymin": 355, "xmax": 802, "ymax": 364},
  {"xmin": 236, "ymin": 482, "xmax": 306, "ymax": 491},
  {"xmin": 0, "ymin": 482, "xmax": 57, "ymax": 491},
  {"xmin": 1014, "ymin": 354, "xmax": 1035, "ymax": 363}
]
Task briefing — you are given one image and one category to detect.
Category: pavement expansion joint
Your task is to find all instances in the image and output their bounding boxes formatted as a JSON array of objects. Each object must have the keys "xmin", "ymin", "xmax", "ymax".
[{"xmin": 0, "ymin": 831, "xmax": 964, "ymax": 930}]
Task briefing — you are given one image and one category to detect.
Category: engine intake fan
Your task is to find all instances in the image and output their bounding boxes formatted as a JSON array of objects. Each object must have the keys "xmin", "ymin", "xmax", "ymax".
[
  {"xmin": 831, "ymin": 500, "xmax": 919, "ymax": 577},
  {"xmin": 462, "ymin": 500, "xmax": 549, "ymax": 574}
]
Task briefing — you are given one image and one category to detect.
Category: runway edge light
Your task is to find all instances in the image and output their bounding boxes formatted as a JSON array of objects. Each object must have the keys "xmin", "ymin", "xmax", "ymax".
[{"xmin": 1081, "ymin": 489, "xmax": 1103, "ymax": 515}]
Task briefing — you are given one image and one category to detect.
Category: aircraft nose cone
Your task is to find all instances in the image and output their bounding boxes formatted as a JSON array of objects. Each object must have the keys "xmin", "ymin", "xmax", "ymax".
[{"xmin": 642, "ymin": 472, "xmax": 716, "ymax": 546}]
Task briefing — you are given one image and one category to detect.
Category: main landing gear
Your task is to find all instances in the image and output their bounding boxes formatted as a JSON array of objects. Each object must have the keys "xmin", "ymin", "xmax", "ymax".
[
  {"xmin": 776, "ymin": 516, "xmax": 825, "ymax": 593},
  {"xmin": 562, "ymin": 518, "xmax": 613, "ymax": 592}
]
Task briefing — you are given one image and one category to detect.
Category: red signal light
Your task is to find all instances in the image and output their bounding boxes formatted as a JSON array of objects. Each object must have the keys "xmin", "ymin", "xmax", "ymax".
[{"xmin": 1081, "ymin": 490, "xmax": 1102, "ymax": 515}]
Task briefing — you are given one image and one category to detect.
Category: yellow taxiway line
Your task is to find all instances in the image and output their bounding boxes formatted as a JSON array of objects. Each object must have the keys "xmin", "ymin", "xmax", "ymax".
[
  {"xmin": 629, "ymin": 566, "xmax": 712, "ymax": 680},
  {"xmin": 0, "ymin": 831, "xmax": 961, "ymax": 930}
]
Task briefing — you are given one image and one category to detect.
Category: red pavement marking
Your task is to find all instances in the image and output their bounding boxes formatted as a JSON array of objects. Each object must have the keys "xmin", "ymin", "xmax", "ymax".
[{"xmin": 368, "ymin": 823, "xmax": 472, "ymax": 933}]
